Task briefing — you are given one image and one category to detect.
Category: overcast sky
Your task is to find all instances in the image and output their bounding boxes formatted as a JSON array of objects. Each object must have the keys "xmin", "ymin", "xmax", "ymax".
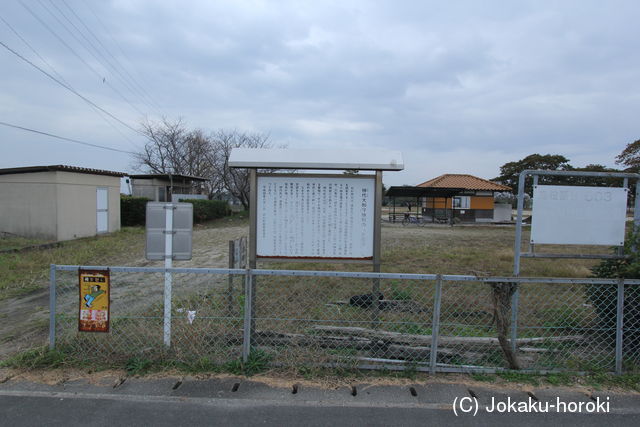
[{"xmin": 1, "ymin": 0, "xmax": 639, "ymax": 186}]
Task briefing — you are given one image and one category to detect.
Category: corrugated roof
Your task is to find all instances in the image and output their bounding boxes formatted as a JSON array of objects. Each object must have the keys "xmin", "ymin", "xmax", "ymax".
[
  {"xmin": 129, "ymin": 173, "xmax": 208, "ymax": 182},
  {"xmin": 417, "ymin": 174, "xmax": 511, "ymax": 191},
  {"xmin": 0, "ymin": 165, "xmax": 125, "ymax": 177}
]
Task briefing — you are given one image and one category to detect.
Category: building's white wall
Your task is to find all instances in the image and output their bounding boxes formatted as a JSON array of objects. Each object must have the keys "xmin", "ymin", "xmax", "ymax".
[
  {"xmin": 0, "ymin": 172, "xmax": 59, "ymax": 239},
  {"xmin": 55, "ymin": 172, "xmax": 121, "ymax": 241},
  {"xmin": 0, "ymin": 171, "xmax": 121, "ymax": 241},
  {"xmin": 108, "ymin": 184, "xmax": 121, "ymax": 232},
  {"xmin": 56, "ymin": 182, "xmax": 96, "ymax": 241}
]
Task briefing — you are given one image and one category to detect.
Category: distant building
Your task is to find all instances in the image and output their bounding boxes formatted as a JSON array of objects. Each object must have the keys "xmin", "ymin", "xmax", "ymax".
[
  {"xmin": 418, "ymin": 174, "xmax": 512, "ymax": 222},
  {"xmin": 0, "ymin": 165, "xmax": 125, "ymax": 241},
  {"xmin": 128, "ymin": 173, "xmax": 207, "ymax": 202}
]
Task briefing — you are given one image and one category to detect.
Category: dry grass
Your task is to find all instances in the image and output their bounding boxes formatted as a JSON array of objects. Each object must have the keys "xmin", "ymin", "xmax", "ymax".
[
  {"xmin": 0, "ymin": 227, "xmax": 146, "ymax": 299},
  {"xmin": 3, "ymin": 218, "xmax": 618, "ymax": 370},
  {"xmin": 380, "ymin": 224, "xmax": 600, "ymax": 277}
]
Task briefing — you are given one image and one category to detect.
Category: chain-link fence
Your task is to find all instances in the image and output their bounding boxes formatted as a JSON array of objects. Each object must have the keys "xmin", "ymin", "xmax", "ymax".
[{"xmin": 50, "ymin": 265, "xmax": 640, "ymax": 374}]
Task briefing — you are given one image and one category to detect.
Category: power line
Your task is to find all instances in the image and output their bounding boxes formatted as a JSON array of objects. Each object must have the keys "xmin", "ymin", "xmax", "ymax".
[
  {"xmin": 43, "ymin": 0, "xmax": 155, "ymax": 116},
  {"xmin": 0, "ymin": 39, "xmax": 143, "ymax": 136},
  {"xmin": 0, "ymin": 120, "xmax": 136, "ymax": 154},
  {"xmin": 0, "ymin": 14, "xmax": 71, "ymax": 88},
  {"xmin": 58, "ymin": 0, "xmax": 164, "ymax": 117},
  {"xmin": 83, "ymin": 1, "xmax": 166, "ymax": 113},
  {"xmin": 26, "ymin": 0, "xmax": 146, "ymax": 117},
  {"xmin": 0, "ymin": 13, "xmax": 139, "ymax": 148}
]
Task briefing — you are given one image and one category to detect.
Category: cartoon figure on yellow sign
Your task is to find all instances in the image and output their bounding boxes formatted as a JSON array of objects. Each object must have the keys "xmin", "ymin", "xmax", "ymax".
[{"xmin": 84, "ymin": 284, "xmax": 105, "ymax": 308}]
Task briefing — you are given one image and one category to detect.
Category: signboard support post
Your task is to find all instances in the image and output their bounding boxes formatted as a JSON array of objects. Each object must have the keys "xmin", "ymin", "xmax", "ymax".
[
  {"xmin": 163, "ymin": 204, "xmax": 174, "ymax": 348},
  {"xmin": 372, "ymin": 171, "xmax": 382, "ymax": 327},
  {"xmin": 510, "ymin": 171, "xmax": 527, "ymax": 352},
  {"xmin": 248, "ymin": 169, "xmax": 258, "ymax": 352},
  {"xmin": 49, "ymin": 264, "xmax": 56, "ymax": 350}
]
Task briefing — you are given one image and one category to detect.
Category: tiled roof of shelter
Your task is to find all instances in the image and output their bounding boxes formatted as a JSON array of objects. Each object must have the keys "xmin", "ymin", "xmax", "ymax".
[{"xmin": 417, "ymin": 174, "xmax": 511, "ymax": 191}]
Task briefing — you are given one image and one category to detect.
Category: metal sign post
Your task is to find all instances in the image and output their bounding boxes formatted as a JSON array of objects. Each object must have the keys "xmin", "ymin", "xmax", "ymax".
[
  {"xmin": 163, "ymin": 204, "xmax": 173, "ymax": 348},
  {"xmin": 145, "ymin": 202, "xmax": 193, "ymax": 348}
]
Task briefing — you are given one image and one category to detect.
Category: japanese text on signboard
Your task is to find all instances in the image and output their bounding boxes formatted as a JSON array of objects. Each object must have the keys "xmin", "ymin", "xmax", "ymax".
[{"xmin": 257, "ymin": 176, "xmax": 375, "ymax": 259}]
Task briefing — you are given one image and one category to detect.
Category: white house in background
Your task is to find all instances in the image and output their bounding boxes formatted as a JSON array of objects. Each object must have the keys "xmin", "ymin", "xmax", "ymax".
[
  {"xmin": 0, "ymin": 165, "xmax": 125, "ymax": 241},
  {"xmin": 128, "ymin": 173, "xmax": 207, "ymax": 202}
]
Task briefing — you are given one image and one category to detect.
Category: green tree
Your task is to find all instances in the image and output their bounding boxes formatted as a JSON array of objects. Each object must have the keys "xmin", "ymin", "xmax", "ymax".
[
  {"xmin": 569, "ymin": 164, "xmax": 623, "ymax": 187},
  {"xmin": 615, "ymin": 139, "xmax": 640, "ymax": 171},
  {"xmin": 494, "ymin": 154, "xmax": 572, "ymax": 195}
]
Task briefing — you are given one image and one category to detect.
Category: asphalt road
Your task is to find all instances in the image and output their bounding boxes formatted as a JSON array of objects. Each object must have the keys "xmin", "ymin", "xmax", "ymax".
[{"xmin": 1, "ymin": 376, "xmax": 639, "ymax": 426}]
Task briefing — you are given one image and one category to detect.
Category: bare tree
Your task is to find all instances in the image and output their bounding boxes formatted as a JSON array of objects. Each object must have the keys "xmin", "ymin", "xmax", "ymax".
[
  {"xmin": 133, "ymin": 119, "xmax": 274, "ymax": 204},
  {"xmin": 133, "ymin": 118, "xmax": 223, "ymax": 198},
  {"xmin": 211, "ymin": 129, "xmax": 274, "ymax": 210}
]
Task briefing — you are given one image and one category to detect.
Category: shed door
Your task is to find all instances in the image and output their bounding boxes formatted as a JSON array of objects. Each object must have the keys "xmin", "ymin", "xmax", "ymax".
[{"xmin": 97, "ymin": 187, "xmax": 109, "ymax": 233}]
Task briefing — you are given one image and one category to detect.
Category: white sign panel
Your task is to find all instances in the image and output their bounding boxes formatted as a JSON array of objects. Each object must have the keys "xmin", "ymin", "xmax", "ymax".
[
  {"xmin": 146, "ymin": 202, "xmax": 193, "ymax": 260},
  {"xmin": 257, "ymin": 176, "xmax": 375, "ymax": 259},
  {"xmin": 531, "ymin": 185, "xmax": 627, "ymax": 246}
]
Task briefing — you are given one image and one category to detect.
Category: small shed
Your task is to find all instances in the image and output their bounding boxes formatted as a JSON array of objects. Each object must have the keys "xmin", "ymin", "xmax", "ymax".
[
  {"xmin": 129, "ymin": 174, "xmax": 207, "ymax": 202},
  {"xmin": 0, "ymin": 165, "xmax": 125, "ymax": 241},
  {"xmin": 385, "ymin": 186, "xmax": 463, "ymax": 223},
  {"xmin": 417, "ymin": 174, "xmax": 512, "ymax": 222}
]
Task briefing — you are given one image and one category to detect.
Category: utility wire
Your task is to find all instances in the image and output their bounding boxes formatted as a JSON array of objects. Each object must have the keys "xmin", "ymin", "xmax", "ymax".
[
  {"xmin": 0, "ymin": 120, "xmax": 136, "ymax": 154},
  {"xmin": 43, "ymin": 0, "xmax": 155, "ymax": 116},
  {"xmin": 83, "ymin": 1, "xmax": 166, "ymax": 113},
  {"xmin": 0, "ymin": 39, "xmax": 143, "ymax": 136},
  {"xmin": 0, "ymin": 14, "xmax": 71, "ymax": 88},
  {"xmin": 58, "ymin": 0, "xmax": 164, "ymax": 117},
  {"xmin": 29, "ymin": 0, "xmax": 146, "ymax": 117},
  {"xmin": 0, "ymin": 13, "xmax": 139, "ymax": 148}
]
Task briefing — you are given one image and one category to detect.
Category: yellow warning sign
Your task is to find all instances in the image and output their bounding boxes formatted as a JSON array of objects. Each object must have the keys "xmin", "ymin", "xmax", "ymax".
[{"xmin": 78, "ymin": 269, "xmax": 110, "ymax": 333}]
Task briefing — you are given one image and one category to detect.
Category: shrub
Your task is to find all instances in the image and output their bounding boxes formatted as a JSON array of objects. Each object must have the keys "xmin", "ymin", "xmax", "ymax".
[
  {"xmin": 180, "ymin": 199, "xmax": 230, "ymax": 223},
  {"xmin": 588, "ymin": 231, "xmax": 640, "ymax": 353},
  {"xmin": 120, "ymin": 195, "xmax": 150, "ymax": 226}
]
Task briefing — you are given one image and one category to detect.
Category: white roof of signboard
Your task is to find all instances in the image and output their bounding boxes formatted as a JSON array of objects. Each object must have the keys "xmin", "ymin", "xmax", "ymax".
[{"xmin": 228, "ymin": 148, "xmax": 404, "ymax": 171}]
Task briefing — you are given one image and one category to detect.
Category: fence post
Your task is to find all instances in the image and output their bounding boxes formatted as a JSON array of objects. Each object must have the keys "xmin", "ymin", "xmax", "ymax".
[
  {"xmin": 615, "ymin": 278, "xmax": 625, "ymax": 375},
  {"xmin": 49, "ymin": 264, "xmax": 56, "ymax": 350},
  {"xmin": 242, "ymin": 269, "xmax": 253, "ymax": 363},
  {"xmin": 430, "ymin": 274, "xmax": 442, "ymax": 374}
]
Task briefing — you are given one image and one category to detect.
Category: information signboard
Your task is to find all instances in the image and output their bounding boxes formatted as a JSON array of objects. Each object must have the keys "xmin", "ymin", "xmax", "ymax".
[
  {"xmin": 256, "ymin": 175, "xmax": 375, "ymax": 260},
  {"xmin": 78, "ymin": 269, "xmax": 110, "ymax": 333},
  {"xmin": 531, "ymin": 185, "xmax": 628, "ymax": 246}
]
